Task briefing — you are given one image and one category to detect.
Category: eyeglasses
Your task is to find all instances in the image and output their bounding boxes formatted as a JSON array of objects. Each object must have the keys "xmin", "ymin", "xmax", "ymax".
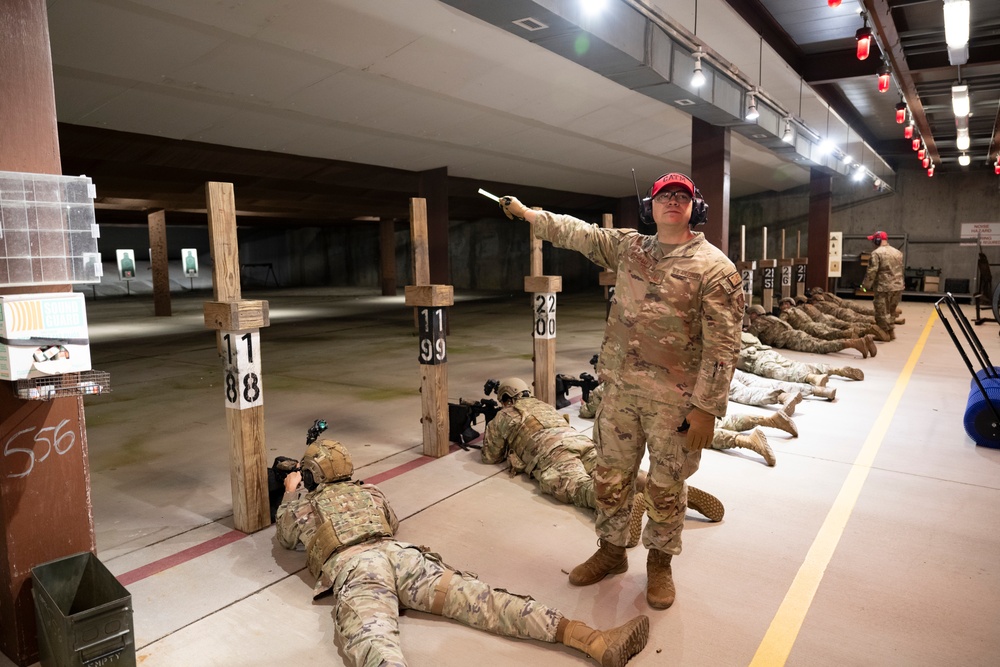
[{"xmin": 652, "ymin": 191, "xmax": 693, "ymax": 205}]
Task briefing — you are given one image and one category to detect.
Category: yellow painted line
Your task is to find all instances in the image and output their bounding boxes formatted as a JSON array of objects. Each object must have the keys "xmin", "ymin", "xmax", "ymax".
[{"xmin": 750, "ymin": 311, "xmax": 938, "ymax": 666}]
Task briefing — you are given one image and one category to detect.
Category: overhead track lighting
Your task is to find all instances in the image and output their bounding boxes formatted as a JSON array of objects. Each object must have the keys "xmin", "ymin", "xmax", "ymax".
[
  {"xmin": 856, "ymin": 15, "xmax": 873, "ymax": 61},
  {"xmin": 918, "ymin": 147, "xmax": 926, "ymax": 160},
  {"xmin": 895, "ymin": 101, "xmax": 907, "ymax": 124},
  {"xmin": 928, "ymin": 162, "xmax": 935, "ymax": 177},
  {"xmin": 957, "ymin": 129, "xmax": 970, "ymax": 151},
  {"xmin": 828, "ymin": 0, "xmax": 842, "ymax": 7},
  {"xmin": 922, "ymin": 157, "xmax": 930, "ymax": 169},
  {"xmin": 952, "ymin": 84, "xmax": 970, "ymax": 117},
  {"xmin": 943, "ymin": 0, "xmax": 970, "ymax": 49},
  {"xmin": 912, "ymin": 137, "xmax": 921, "ymax": 151},
  {"xmin": 904, "ymin": 120, "xmax": 914, "ymax": 139},
  {"xmin": 995, "ymin": 156, "xmax": 1000, "ymax": 175},
  {"xmin": 959, "ymin": 154, "xmax": 971, "ymax": 166},
  {"xmin": 877, "ymin": 63, "xmax": 891, "ymax": 93},
  {"xmin": 691, "ymin": 50, "xmax": 706, "ymax": 88},
  {"xmin": 782, "ymin": 118, "xmax": 793, "ymax": 144},
  {"xmin": 745, "ymin": 91, "xmax": 759, "ymax": 121}
]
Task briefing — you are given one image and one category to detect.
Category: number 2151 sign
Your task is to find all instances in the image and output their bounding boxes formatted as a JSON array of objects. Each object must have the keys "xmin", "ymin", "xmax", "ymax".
[{"xmin": 222, "ymin": 329, "xmax": 264, "ymax": 409}]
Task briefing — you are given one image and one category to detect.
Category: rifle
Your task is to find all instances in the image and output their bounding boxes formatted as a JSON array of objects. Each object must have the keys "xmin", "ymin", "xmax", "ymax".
[
  {"xmin": 267, "ymin": 418, "xmax": 328, "ymax": 522},
  {"xmin": 555, "ymin": 372, "xmax": 599, "ymax": 409},
  {"xmin": 448, "ymin": 397, "xmax": 501, "ymax": 448}
]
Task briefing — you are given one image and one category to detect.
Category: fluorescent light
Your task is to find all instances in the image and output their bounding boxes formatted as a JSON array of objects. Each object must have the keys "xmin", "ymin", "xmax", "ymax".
[
  {"xmin": 959, "ymin": 154, "xmax": 971, "ymax": 166},
  {"xmin": 957, "ymin": 129, "xmax": 970, "ymax": 151},
  {"xmin": 952, "ymin": 84, "xmax": 970, "ymax": 117},
  {"xmin": 943, "ymin": 0, "xmax": 970, "ymax": 49}
]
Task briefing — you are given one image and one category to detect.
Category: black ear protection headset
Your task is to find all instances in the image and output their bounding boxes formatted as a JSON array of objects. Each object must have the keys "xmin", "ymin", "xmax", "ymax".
[{"xmin": 634, "ymin": 172, "xmax": 709, "ymax": 227}]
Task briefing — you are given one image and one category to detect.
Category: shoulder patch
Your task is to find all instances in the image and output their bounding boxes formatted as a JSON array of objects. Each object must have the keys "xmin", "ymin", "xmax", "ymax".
[{"xmin": 723, "ymin": 270, "xmax": 742, "ymax": 294}]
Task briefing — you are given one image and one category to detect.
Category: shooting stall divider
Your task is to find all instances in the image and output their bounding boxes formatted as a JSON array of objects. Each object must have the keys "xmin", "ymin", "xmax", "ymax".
[
  {"xmin": 526, "ymin": 207, "xmax": 561, "ymax": 406},
  {"xmin": 202, "ymin": 181, "xmax": 271, "ymax": 534},
  {"xmin": 404, "ymin": 197, "xmax": 454, "ymax": 458},
  {"xmin": 759, "ymin": 226, "xmax": 777, "ymax": 313},
  {"xmin": 795, "ymin": 231, "xmax": 808, "ymax": 298},
  {"xmin": 148, "ymin": 209, "xmax": 172, "ymax": 317},
  {"xmin": 778, "ymin": 229, "xmax": 794, "ymax": 301}
]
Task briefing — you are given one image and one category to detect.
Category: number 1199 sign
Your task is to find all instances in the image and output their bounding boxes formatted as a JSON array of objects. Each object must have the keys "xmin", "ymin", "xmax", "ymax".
[{"xmin": 222, "ymin": 329, "xmax": 264, "ymax": 410}]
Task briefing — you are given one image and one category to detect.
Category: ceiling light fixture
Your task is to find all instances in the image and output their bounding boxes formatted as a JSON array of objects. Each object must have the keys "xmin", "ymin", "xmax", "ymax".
[
  {"xmin": 918, "ymin": 147, "xmax": 926, "ymax": 160},
  {"xmin": 828, "ymin": 0, "xmax": 842, "ymax": 7},
  {"xmin": 912, "ymin": 137, "xmax": 921, "ymax": 151},
  {"xmin": 952, "ymin": 84, "xmax": 970, "ymax": 117},
  {"xmin": 580, "ymin": 0, "xmax": 608, "ymax": 17},
  {"xmin": 691, "ymin": 50, "xmax": 706, "ymax": 88},
  {"xmin": 877, "ymin": 62, "xmax": 892, "ymax": 93},
  {"xmin": 782, "ymin": 118, "xmax": 793, "ymax": 143},
  {"xmin": 927, "ymin": 161, "xmax": 935, "ymax": 177},
  {"xmin": 745, "ymin": 92, "xmax": 759, "ymax": 121},
  {"xmin": 842, "ymin": 153, "xmax": 853, "ymax": 166},
  {"xmin": 943, "ymin": 0, "xmax": 970, "ymax": 49},
  {"xmin": 957, "ymin": 129, "xmax": 970, "ymax": 151},
  {"xmin": 856, "ymin": 15, "xmax": 873, "ymax": 61},
  {"xmin": 995, "ymin": 156, "xmax": 1000, "ymax": 175},
  {"xmin": 895, "ymin": 101, "xmax": 907, "ymax": 124},
  {"xmin": 959, "ymin": 154, "xmax": 971, "ymax": 166},
  {"xmin": 853, "ymin": 164, "xmax": 866, "ymax": 182},
  {"xmin": 922, "ymin": 157, "xmax": 930, "ymax": 169},
  {"xmin": 904, "ymin": 120, "xmax": 914, "ymax": 139}
]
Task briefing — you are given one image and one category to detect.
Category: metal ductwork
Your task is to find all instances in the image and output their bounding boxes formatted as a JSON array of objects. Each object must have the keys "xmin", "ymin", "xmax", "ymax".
[{"xmin": 440, "ymin": 0, "xmax": 881, "ymax": 182}]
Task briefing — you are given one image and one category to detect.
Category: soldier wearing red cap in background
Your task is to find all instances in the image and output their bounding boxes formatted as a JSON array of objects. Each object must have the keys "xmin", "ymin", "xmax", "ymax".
[
  {"xmin": 861, "ymin": 231, "xmax": 904, "ymax": 340},
  {"xmin": 497, "ymin": 173, "xmax": 744, "ymax": 610}
]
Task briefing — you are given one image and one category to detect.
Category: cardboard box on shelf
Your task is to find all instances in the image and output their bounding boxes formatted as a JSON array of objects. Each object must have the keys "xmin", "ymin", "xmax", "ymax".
[{"xmin": 923, "ymin": 276, "xmax": 941, "ymax": 293}]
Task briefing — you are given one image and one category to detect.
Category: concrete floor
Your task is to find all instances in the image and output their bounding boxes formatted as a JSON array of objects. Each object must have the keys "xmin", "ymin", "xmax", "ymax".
[{"xmin": 5, "ymin": 287, "xmax": 1000, "ymax": 666}]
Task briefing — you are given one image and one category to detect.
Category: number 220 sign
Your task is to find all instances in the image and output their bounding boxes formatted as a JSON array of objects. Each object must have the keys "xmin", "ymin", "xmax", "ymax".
[{"xmin": 222, "ymin": 329, "xmax": 264, "ymax": 409}]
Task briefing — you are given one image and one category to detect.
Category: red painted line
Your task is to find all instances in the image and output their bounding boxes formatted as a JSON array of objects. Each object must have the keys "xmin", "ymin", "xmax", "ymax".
[
  {"xmin": 117, "ymin": 529, "xmax": 246, "ymax": 586},
  {"xmin": 113, "ymin": 399, "xmax": 589, "ymax": 586}
]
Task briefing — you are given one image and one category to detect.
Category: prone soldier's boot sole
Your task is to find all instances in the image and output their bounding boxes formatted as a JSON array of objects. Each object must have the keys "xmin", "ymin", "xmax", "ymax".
[
  {"xmin": 599, "ymin": 615, "xmax": 650, "ymax": 667},
  {"xmin": 626, "ymin": 493, "xmax": 645, "ymax": 548},
  {"xmin": 768, "ymin": 410, "xmax": 798, "ymax": 437},
  {"xmin": 687, "ymin": 486, "xmax": 725, "ymax": 522}
]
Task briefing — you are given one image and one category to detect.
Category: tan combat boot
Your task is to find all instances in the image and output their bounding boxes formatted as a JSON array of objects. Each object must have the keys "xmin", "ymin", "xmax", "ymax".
[
  {"xmin": 864, "ymin": 334, "xmax": 878, "ymax": 357},
  {"xmin": 626, "ymin": 494, "xmax": 645, "ymax": 549},
  {"xmin": 646, "ymin": 550, "xmax": 675, "ymax": 609},
  {"xmin": 777, "ymin": 391, "xmax": 803, "ymax": 415},
  {"xmin": 687, "ymin": 486, "xmax": 725, "ymax": 522},
  {"xmin": 805, "ymin": 373, "xmax": 829, "ymax": 387},
  {"xmin": 569, "ymin": 539, "xmax": 628, "ymax": 586},
  {"xmin": 558, "ymin": 615, "xmax": 649, "ymax": 667},
  {"xmin": 763, "ymin": 410, "xmax": 798, "ymax": 437},
  {"xmin": 895, "ymin": 317, "xmax": 906, "ymax": 325},
  {"xmin": 811, "ymin": 386, "xmax": 837, "ymax": 401},
  {"xmin": 735, "ymin": 428, "xmax": 775, "ymax": 466},
  {"xmin": 845, "ymin": 337, "xmax": 869, "ymax": 358},
  {"xmin": 831, "ymin": 366, "xmax": 865, "ymax": 381}
]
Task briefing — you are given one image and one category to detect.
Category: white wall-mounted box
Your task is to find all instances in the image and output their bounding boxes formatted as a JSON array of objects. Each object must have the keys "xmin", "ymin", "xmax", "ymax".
[{"xmin": 0, "ymin": 292, "xmax": 91, "ymax": 380}]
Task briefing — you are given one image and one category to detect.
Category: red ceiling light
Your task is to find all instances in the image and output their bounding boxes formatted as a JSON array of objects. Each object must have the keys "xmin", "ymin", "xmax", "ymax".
[
  {"xmin": 877, "ymin": 64, "xmax": 891, "ymax": 93},
  {"xmin": 918, "ymin": 147, "xmax": 926, "ymax": 160},
  {"xmin": 995, "ymin": 157, "xmax": 1000, "ymax": 175},
  {"xmin": 904, "ymin": 121, "xmax": 914, "ymax": 139},
  {"xmin": 928, "ymin": 164, "xmax": 935, "ymax": 177},
  {"xmin": 922, "ymin": 157, "xmax": 930, "ymax": 168},
  {"xmin": 912, "ymin": 137, "xmax": 921, "ymax": 151},
  {"xmin": 895, "ymin": 101, "xmax": 907, "ymax": 124},
  {"xmin": 828, "ymin": 0, "xmax": 842, "ymax": 7},
  {"xmin": 856, "ymin": 17, "xmax": 873, "ymax": 61}
]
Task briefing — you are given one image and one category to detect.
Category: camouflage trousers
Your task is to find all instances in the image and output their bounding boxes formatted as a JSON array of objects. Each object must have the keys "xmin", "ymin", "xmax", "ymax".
[
  {"xmin": 873, "ymin": 290, "xmax": 902, "ymax": 335},
  {"xmin": 533, "ymin": 446, "xmax": 598, "ymax": 509},
  {"xmin": 772, "ymin": 329, "xmax": 846, "ymax": 354},
  {"xmin": 593, "ymin": 385, "xmax": 699, "ymax": 555},
  {"xmin": 739, "ymin": 351, "xmax": 830, "ymax": 383},
  {"xmin": 330, "ymin": 539, "xmax": 562, "ymax": 667}
]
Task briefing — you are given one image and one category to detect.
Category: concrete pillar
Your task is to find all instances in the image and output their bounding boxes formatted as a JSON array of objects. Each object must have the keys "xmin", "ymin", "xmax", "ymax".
[
  {"xmin": 807, "ymin": 169, "xmax": 833, "ymax": 289},
  {"xmin": 691, "ymin": 118, "xmax": 731, "ymax": 254}
]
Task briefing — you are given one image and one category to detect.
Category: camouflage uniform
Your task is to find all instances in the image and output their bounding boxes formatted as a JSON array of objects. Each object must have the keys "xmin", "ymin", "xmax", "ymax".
[
  {"xmin": 730, "ymin": 369, "xmax": 819, "ymax": 404},
  {"xmin": 779, "ymin": 305, "xmax": 861, "ymax": 341},
  {"xmin": 819, "ymin": 289, "xmax": 877, "ymax": 317},
  {"xmin": 810, "ymin": 297, "xmax": 875, "ymax": 325},
  {"xmin": 277, "ymin": 482, "xmax": 561, "ymax": 666},
  {"xmin": 532, "ymin": 212, "xmax": 743, "ymax": 555},
  {"xmin": 738, "ymin": 332, "xmax": 861, "ymax": 382},
  {"xmin": 748, "ymin": 312, "xmax": 857, "ymax": 354},
  {"xmin": 482, "ymin": 396, "xmax": 598, "ymax": 508},
  {"xmin": 861, "ymin": 243, "xmax": 905, "ymax": 337},
  {"xmin": 796, "ymin": 300, "xmax": 859, "ymax": 332}
]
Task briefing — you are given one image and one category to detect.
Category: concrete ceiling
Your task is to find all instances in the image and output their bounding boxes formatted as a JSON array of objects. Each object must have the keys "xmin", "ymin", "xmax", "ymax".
[{"xmin": 46, "ymin": 0, "xmax": 826, "ymax": 218}]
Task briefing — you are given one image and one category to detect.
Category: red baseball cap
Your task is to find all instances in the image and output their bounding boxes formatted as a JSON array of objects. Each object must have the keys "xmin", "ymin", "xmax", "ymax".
[
  {"xmin": 867, "ymin": 231, "xmax": 888, "ymax": 242},
  {"xmin": 651, "ymin": 173, "xmax": 695, "ymax": 198}
]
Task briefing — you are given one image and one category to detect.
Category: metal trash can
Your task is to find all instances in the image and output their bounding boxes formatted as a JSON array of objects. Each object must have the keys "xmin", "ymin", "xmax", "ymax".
[{"xmin": 31, "ymin": 552, "xmax": 136, "ymax": 667}]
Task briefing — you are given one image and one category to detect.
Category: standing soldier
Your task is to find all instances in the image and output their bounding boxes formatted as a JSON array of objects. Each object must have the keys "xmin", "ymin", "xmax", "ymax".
[
  {"xmin": 747, "ymin": 305, "xmax": 875, "ymax": 357},
  {"xmin": 861, "ymin": 231, "xmax": 905, "ymax": 340},
  {"xmin": 276, "ymin": 439, "xmax": 650, "ymax": 667},
  {"xmin": 498, "ymin": 172, "xmax": 744, "ymax": 610}
]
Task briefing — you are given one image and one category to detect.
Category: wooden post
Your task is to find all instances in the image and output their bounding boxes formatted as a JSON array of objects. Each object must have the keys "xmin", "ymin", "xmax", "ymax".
[
  {"xmin": 778, "ymin": 229, "xmax": 793, "ymax": 301},
  {"xmin": 148, "ymin": 208, "xmax": 172, "ymax": 316},
  {"xmin": 736, "ymin": 226, "xmax": 755, "ymax": 323},
  {"xmin": 526, "ymin": 212, "xmax": 562, "ymax": 406},
  {"xmin": 0, "ymin": 2, "xmax": 96, "ymax": 663},
  {"xmin": 379, "ymin": 218, "xmax": 397, "ymax": 297},
  {"xmin": 404, "ymin": 198, "xmax": 453, "ymax": 458},
  {"xmin": 202, "ymin": 182, "xmax": 270, "ymax": 534}
]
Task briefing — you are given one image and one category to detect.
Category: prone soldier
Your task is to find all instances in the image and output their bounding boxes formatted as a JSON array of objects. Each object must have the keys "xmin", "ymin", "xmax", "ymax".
[
  {"xmin": 739, "ymin": 332, "xmax": 865, "ymax": 383},
  {"xmin": 747, "ymin": 304, "xmax": 875, "ymax": 358}
]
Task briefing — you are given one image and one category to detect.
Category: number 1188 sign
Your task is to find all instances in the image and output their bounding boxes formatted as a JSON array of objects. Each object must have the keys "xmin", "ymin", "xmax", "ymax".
[{"xmin": 222, "ymin": 329, "xmax": 264, "ymax": 410}]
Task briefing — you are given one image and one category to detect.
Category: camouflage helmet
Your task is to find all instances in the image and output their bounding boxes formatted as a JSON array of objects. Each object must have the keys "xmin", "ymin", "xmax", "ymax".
[
  {"xmin": 301, "ymin": 438, "xmax": 353, "ymax": 484},
  {"xmin": 795, "ymin": 295, "xmax": 808, "ymax": 305},
  {"xmin": 497, "ymin": 377, "xmax": 532, "ymax": 402},
  {"xmin": 748, "ymin": 304, "xmax": 766, "ymax": 316},
  {"xmin": 779, "ymin": 297, "xmax": 796, "ymax": 307}
]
